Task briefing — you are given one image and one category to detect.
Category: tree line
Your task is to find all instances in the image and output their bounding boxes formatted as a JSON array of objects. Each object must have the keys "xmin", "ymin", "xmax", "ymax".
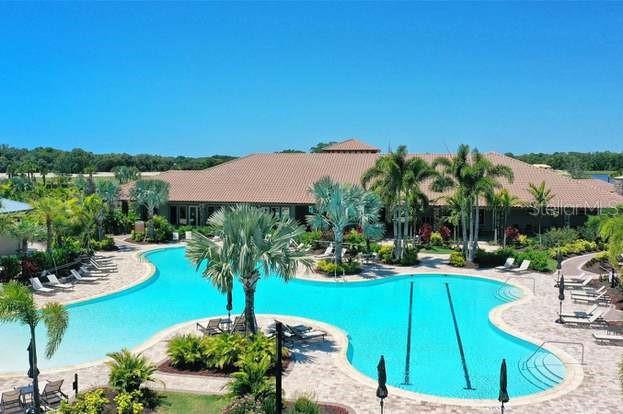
[
  {"xmin": 0, "ymin": 145, "xmax": 235, "ymax": 175},
  {"xmin": 508, "ymin": 151, "xmax": 623, "ymax": 174}
]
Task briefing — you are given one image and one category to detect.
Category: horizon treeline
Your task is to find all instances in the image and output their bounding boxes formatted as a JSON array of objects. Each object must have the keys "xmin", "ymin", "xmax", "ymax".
[
  {"xmin": 507, "ymin": 151, "xmax": 623, "ymax": 173},
  {"xmin": 0, "ymin": 145, "xmax": 235, "ymax": 174}
]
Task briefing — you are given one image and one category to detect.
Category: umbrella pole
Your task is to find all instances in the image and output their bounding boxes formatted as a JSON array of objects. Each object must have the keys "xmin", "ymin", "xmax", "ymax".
[
  {"xmin": 501, "ymin": 402, "xmax": 504, "ymax": 414},
  {"xmin": 380, "ymin": 398, "xmax": 384, "ymax": 414}
]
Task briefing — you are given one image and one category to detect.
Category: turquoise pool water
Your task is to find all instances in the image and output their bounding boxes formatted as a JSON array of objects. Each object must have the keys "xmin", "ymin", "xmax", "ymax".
[{"xmin": 0, "ymin": 247, "xmax": 565, "ymax": 399}]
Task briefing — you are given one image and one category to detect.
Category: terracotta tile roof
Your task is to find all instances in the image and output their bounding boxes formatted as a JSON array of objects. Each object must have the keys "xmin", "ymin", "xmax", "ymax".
[
  {"xmin": 321, "ymin": 138, "xmax": 380, "ymax": 153},
  {"xmin": 120, "ymin": 152, "xmax": 623, "ymax": 208}
]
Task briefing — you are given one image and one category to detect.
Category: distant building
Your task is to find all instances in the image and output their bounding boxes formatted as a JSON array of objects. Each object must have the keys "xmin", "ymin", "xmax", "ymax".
[
  {"xmin": 120, "ymin": 139, "xmax": 623, "ymax": 235},
  {"xmin": 0, "ymin": 198, "xmax": 33, "ymax": 255}
]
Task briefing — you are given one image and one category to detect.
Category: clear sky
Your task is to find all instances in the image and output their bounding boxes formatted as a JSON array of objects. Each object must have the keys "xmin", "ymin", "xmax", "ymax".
[{"xmin": 1, "ymin": 2, "xmax": 622, "ymax": 156}]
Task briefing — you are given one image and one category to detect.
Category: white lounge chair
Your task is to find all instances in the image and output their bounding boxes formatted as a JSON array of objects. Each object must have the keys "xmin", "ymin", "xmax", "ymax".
[
  {"xmin": 560, "ymin": 304, "xmax": 599, "ymax": 319},
  {"xmin": 89, "ymin": 258, "xmax": 116, "ymax": 270},
  {"xmin": 496, "ymin": 257, "xmax": 515, "ymax": 270},
  {"xmin": 570, "ymin": 286, "xmax": 607, "ymax": 298},
  {"xmin": 80, "ymin": 265, "xmax": 108, "ymax": 277},
  {"xmin": 30, "ymin": 278, "xmax": 55, "ymax": 294},
  {"xmin": 45, "ymin": 274, "xmax": 73, "ymax": 290},
  {"xmin": 318, "ymin": 243, "xmax": 334, "ymax": 258},
  {"xmin": 70, "ymin": 269, "xmax": 98, "ymax": 282},
  {"xmin": 564, "ymin": 273, "xmax": 588, "ymax": 283},
  {"xmin": 593, "ymin": 331, "xmax": 623, "ymax": 345},
  {"xmin": 561, "ymin": 309, "xmax": 607, "ymax": 326},
  {"xmin": 572, "ymin": 290, "xmax": 609, "ymax": 304},
  {"xmin": 564, "ymin": 277, "xmax": 593, "ymax": 290},
  {"xmin": 512, "ymin": 260, "xmax": 530, "ymax": 273}
]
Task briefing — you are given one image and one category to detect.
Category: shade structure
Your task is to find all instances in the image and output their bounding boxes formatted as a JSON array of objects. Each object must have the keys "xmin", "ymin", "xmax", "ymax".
[
  {"xmin": 498, "ymin": 358, "xmax": 509, "ymax": 404},
  {"xmin": 376, "ymin": 355, "xmax": 388, "ymax": 399},
  {"xmin": 558, "ymin": 275, "xmax": 565, "ymax": 301}
]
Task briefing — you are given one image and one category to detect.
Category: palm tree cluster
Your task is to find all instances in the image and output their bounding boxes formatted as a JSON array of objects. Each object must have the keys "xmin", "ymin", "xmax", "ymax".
[
  {"xmin": 362, "ymin": 145, "xmax": 435, "ymax": 261},
  {"xmin": 527, "ymin": 180, "xmax": 556, "ymax": 246},
  {"xmin": 129, "ymin": 179, "xmax": 169, "ymax": 238},
  {"xmin": 432, "ymin": 145, "xmax": 514, "ymax": 262},
  {"xmin": 308, "ymin": 176, "xmax": 384, "ymax": 264},
  {"xmin": 597, "ymin": 206, "xmax": 623, "ymax": 270},
  {"xmin": 186, "ymin": 205, "xmax": 312, "ymax": 334}
]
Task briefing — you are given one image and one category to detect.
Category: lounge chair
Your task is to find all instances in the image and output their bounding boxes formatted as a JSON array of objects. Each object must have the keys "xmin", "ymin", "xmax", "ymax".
[
  {"xmin": 45, "ymin": 274, "xmax": 73, "ymax": 290},
  {"xmin": 511, "ymin": 260, "xmax": 530, "ymax": 273},
  {"xmin": 318, "ymin": 243, "xmax": 334, "ymax": 258},
  {"xmin": 197, "ymin": 318, "xmax": 223, "ymax": 336},
  {"xmin": 570, "ymin": 286, "xmax": 607, "ymax": 298},
  {"xmin": 561, "ymin": 309, "xmax": 607, "ymax": 326},
  {"xmin": 564, "ymin": 276, "xmax": 593, "ymax": 290},
  {"xmin": 564, "ymin": 273, "xmax": 588, "ymax": 283},
  {"xmin": 29, "ymin": 278, "xmax": 54, "ymax": 295},
  {"xmin": 560, "ymin": 304, "xmax": 599, "ymax": 319},
  {"xmin": 79, "ymin": 265, "xmax": 108, "ymax": 277},
  {"xmin": 40, "ymin": 379, "xmax": 67, "ymax": 409},
  {"xmin": 593, "ymin": 331, "xmax": 623, "ymax": 345},
  {"xmin": 88, "ymin": 258, "xmax": 117, "ymax": 271},
  {"xmin": 0, "ymin": 389, "xmax": 23, "ymax": 414},
  {"xmin": 572, "ymin": 290, "xmax": 609, "ymax": 304},
  {"xmin": 495, "ymin": 257, "xmax": 515, "ymax": 271},
  {"xmin": 70, "ymin": 269, "xmax": 98, "ymax": 283},
  {"xmin": 283, "ymin": 324, "xmax": 326, "ymax": 343},
  {"xmin": 231, "ymin": 316, "xmax": 247, "ymax": 334}
]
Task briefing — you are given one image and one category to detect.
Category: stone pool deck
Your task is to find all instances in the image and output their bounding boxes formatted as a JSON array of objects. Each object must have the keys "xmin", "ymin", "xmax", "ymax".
[{"xmin": 2, "ymin": 242, "xmax": 622, "ymax": 413}]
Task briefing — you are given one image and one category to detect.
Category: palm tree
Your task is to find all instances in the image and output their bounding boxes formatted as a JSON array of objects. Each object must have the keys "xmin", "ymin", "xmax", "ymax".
[
  {"xmin": 0, "ymin": 282, "xmax": 69, "ymax": 414},
  {"xmin": 130, "ymin": 179, "xmax": 169, "ymax": 239},
  {"xmin": 432, "ymin": 145, "xmax": 513, "ymax": 262},
  {"xmin": 498, "ymin": 189, "xmax": 520, "ymax": 247},
  {"xmin": 32, "ymin": 197, "xmax": 68, "ymax": 252},
  {"xmin": 308, "ymin": 177, "xmax": 383, "ymax": 264},
  {"xmin": 107, "ymin": 349, "xmax": 158, "ymax": 393},
  {"xmin": 10, "ymin": 216, "xmax": 45, "ymax": 254},
  {"xmin": 598, "ymin": 211, "xmax": 623, "ymax": 271},
  {"xmin": 113, "ymin": 166, "xmax": 141, "ymax": 184},
  {"xmin": 84, "ymin": 165, "xmax": 97, "ymax": 195},
  {"xmin": 96, "ymin": 179, "xmax": 120, "ymax": 211},
  {"xmin": 527, "ymin": 181, "xmax": 555, "ymax": 246},
  {"xmin": 78, "ymin": 194, "xmax": 107, "ymax": 243},
  {"xmin": 186, "ymin": 205, "xmax": 312, "ymax": 334},
  {"xmin": 362, "ymin": 146, "xmax": 434, "ymax": 260}
]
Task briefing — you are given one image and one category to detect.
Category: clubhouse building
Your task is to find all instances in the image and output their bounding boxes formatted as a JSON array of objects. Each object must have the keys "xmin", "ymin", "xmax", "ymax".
[{"xmin": 120, "ymin": 139, "xmax": 623, "ymax": 235}]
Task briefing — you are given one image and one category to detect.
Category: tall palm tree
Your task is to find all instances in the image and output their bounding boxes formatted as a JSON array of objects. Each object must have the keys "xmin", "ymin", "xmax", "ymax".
[
  {"xmin": 186, "ymin": 205, "xmax": 312, "ymax": 334},
  {"xmin": 9, "ymin": 216, "xmax": 45, "ymax": 254},
  {"xmin": 96, "ymin": 179, "xmax": 120, "ymax": 211},
  {"xmin": 32, "ymin": 197, "xmax": 68, "ymax": 252},
  {"xmin": 498, "ymin": 189, "xmax": 520, "ymax": 247},
  {"xmin": 0, "ymin": 282, "xmax": 69, "ymax": 414},
  {"xmin": 308, "ymin": 177, "xmax": 383, "ymax": 264},
  {"xmin": 78, "ymin": 194, "xmax": 107, "ymax": 243},
  {"xmin": 362, "ymin": 146, "xmax": 434, "ymax": 260},
  {"xmin": 130, "ymin": 179, "xmax": 169, "ymax": 239},
  {"xmin": 527, "ymin": 181, "xmax": 555, "ymax": 246},
  {"xmin": 113, "ymin": 166, "xmax": 141, "ymax": 184},
  {"xmin": 432, "ymin": 145, "xmax": 513, "ymax": 261},
  {"xmin": 598, "ymin": 212, "xmax": 623, "ymax": 271}
]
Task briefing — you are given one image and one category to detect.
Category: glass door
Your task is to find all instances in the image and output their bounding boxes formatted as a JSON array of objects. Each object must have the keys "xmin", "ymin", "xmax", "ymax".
[{"xmin": 189, "ymin": 205, "xmax": 198, "ymax": 226}]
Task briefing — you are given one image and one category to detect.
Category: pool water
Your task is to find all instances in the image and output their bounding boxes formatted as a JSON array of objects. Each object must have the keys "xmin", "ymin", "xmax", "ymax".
[{"xmin": 0, "ymin": 247, "xmax": 565, "ymax": 399}]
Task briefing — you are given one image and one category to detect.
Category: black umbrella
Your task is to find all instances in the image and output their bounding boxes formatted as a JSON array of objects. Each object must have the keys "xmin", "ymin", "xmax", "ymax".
[
  {"xmin": 226, "ymin": 288, "xmax": 233, "ymax": 321},
  {"xmin": 498, "ymin": 359, "xmax": 509, "ymax": 414},
  {"xmin": 556, "ymin": 275, "xmax": 565, "ymax": 323},
  {"xmin": 376, "ymin": 355, "xmax": 388, "ymax": 414}
]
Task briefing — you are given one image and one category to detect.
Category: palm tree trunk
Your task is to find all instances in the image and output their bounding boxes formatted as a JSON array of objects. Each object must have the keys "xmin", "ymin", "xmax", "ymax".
[
  {"xmin": 471, "ymin": 200, "xmax": 480, "ymax": 262},
  {"xmin": 334, "ymin": 230, "xmax": 343, "ymax": 265},
  {"xmin": 29, "ymin": 325, "xmax": 42, "ymax": 414},
  {"xmin": 461, "ymin": 208, "xmax": 468, "ymax": 257},
  {"xmin": 243, "ymin": 281, "xmax": 257, "ymax": 334},
  {"xmin": 46, "ymin": 218, "xmax": 52, "ymax": 253}
]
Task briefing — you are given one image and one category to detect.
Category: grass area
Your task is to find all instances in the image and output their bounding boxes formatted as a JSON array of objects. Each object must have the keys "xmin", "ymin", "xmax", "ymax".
[
  {"xmin": 419, "ymin": 245, "xmax": 456, "ymax": 254},
  {"xmin": 156, "ymin": 392, "xmax": 229, "ymax": 414}
]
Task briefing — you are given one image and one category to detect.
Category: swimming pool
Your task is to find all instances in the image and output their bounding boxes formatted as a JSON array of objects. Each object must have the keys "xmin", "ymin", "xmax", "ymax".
[{"xmin": 0, "ymin": 247, "xmax": 565, "ymax": 399}]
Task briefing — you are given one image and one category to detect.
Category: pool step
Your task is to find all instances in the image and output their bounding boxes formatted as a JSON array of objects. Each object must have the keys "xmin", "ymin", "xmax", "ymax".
[
  {"xmin": 517, "ymin": 351, "xmax": 564, "ymax": 391},
  {"xmin": 495, "ymin": 285, "xmax": 522, "ymax": 302}
]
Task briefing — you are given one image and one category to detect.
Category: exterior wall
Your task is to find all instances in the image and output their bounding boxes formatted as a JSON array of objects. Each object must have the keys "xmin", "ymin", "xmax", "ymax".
[
  {"xmin": 0, "ymin": 237, "xmax": 20, "ymax": 256},
  {"xmin": 164, "ymin": 202, "xmax": 300, "ymax": 226}
]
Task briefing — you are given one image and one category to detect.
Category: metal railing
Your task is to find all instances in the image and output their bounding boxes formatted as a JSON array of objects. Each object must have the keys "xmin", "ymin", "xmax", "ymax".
[{"xmin": 523, "ymin": 340, "xmax": 585, "ymax": 367}]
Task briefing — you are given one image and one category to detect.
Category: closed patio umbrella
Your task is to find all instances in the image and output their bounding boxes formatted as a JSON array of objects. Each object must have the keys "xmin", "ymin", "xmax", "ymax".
[
  {"xmin": 226, "ymin": 288, "xmax": 233, "ymax": 321},
  {"xmin": 376, "ymin": 355, "xmax": 388, "ymax": 414},
  {"xmin": 556, "ymin": 275, "xmax": 565, "ymax": 324},
  {"xmin": 498, "ymin": 358, "xmax": 509, "ymax": 414}
]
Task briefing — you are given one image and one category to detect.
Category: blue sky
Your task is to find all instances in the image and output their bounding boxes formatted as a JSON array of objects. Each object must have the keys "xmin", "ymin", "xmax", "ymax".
[{"xmin": 0, "ymin": 2, "xmax": 622, "ymax": 156}]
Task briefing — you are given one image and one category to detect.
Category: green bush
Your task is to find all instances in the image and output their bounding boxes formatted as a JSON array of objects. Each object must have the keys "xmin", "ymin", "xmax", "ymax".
[
  {"xmin": 114, "ymin": 390, "xmax": 144, "ymax": 414},
  {"xmin": 297, "ymin": 230, "xmax": 323, "ymax": 249},
  {"xmin": 475, "ymin": 247, "xmax": 516, "ymax": 268},
  {"xmin": 222, "ymin": 395, "xmax": 266, "ymax": 414},
  {"xmin": 203, "ymin": 333, "xmax": 248, "ymax": 371},
  {"xmin": 105, "ymin": 209, "xmax": 137, "ymax": 235},
  {"xmin": 542, "ymin": 227, "xmax": 580, "ymax": 248},
  {"xmin": 377, "ymin": 244, "xmax": 394, "ymax": 263},
  {"xmin": 548, "ymin": 239, "xmax": 598, "ymax": 258},
  {"xmin": 57, "ymin": 389, "xmax": 109, "ymax": 414},
  {"xmin": 449, "ymin": 251, "xmax": 466, "ymax": 267},
  {"xmin": 315, "ymin": 259, "xmax": 361, "ymax": 275},
  {"xmin": 515, "ymin": 249, "xmax": 555, "ymax": 272},
  {"xmin": 107, "ymin": 349, "xmax": 157, "ymax": 393},
  {"xmin": 91, "ymin": 236, "xmax": 116, "ymax": 251},
  {"xmin": 167, "ymin": 334, "xmax": 207, "ymax": 370},
  {"xmin": 429, "ymin": 231, "xmax": 444, "ymax": 246},
  {"xmin": 229, "ymin": 353, "xmax": 274, "ymax": 400},
  {"xmin": 0, "ymin": 256, "xmax": 21, "ymax": 281},
  {"xmin": 344, "ymin": 229, "xmax": 366, "ymax": 255},
  {"xmin": 146, "ymin": 215, "xmax": 173, "ymax": 243},
  {"xmin": 399, "ymin": 247, "xmax": 419, "ymax": 266},
  {"xmin": 131, "ymin": 231, "xmax": 145, "ymax": 242},
  {"xmin": 289, "ymin": 395, "xmax": 320, "ymax": 414}
]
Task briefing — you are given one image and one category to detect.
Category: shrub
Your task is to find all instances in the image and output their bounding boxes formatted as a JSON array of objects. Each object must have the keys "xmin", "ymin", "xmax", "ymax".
[
  {"xmin": 91, "ymin": 236, "xmax": 115, "ymax": 251},
  {"xmin": 146, "ymin": 215, "xmax": 173, "ymax": 243},
  {"xmin": 289, "ymin": 395, "xmax": 320, "ymax": 414},
  {"xmin": 429, "ymin": 232, "xmax": 443, "ymax": 246},
  {"xmin": 57, "ymin": 389, "xmax": 109, "ymax": 414},
  {"xmin": 449, "ymin": 251, "xmax": 466, "ymax": 267},
  {"xmin": 114, "ymin": 390, "xmax": 144, "ymax": 414},
  {"xmin": 242, "ymin": 333, "xmax": 289, "ymax": 364},
  {"xmin": 167, "ymin": 334, "xmax": 206, "ymax": 370},
  {"xmin": 0, "ymin": 256, "xmax": 21, "ymax": 281},
  {"xmin": 474, "ymin": 247, "xmax": 516, "ymax": 268},
  {"xmin": 297, "ymin": 230, "xmax": 323, "ymax": 249},
  {"xmin": 107, "ymin": 349, "xmax": 158, "ymax": 393},
  {"xmin": 315, "ymin": 259, "xmax": 361, "ymax": 275},
  {"xmin": 418, "ymin": 223, "xmax": 433, "ymax": 243},
  {"xmin": 203, "ymin": 333, "xmax": 248, "ymax": 370},
  {"xmin": 222, "ymin": 395, "xmax": 266, "ymax": 414},
  {"xmin": 439, "ymin": 225, "xmax": 452, "ymax": 241},
  {"xmin": 517, "ymin": 234, "xmax": 529, "ymax": 247},
  {"xmin": 131, "ymin": 231, "xmax": 145, "ymax": 242},
  {"xmin": 344, "ymin": 229, "xmax": 366, "ymax": 255},
  {"xmin": 105, "ymin": 209, "xmax": 137, "ymax": 235},
  {"xmin": 515, "ymin": 249, "xmax": 554, "ymax": 273},
  {"xmin": 504, "ymin": 227, "xmax": 520, "ymax": 243},
  {"xmin": 542, "ymin": 227, "xmax": 579, "ymax": 248},
  {"xmin": 229, "ymin": 353, "xmax": 274, "ymax": 400},
  {"xmin": 377, "ymin": 245, "xmax": 394, "ymax": 263},
  {"xmin": 399, "ymin": 246, "xmax": 419, "ymax": 266}
]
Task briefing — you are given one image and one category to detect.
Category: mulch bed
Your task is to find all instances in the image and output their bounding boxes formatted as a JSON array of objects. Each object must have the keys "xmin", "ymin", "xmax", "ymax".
[{"xmin": 157, "ymin": 357, "xmax": 292, "ymax": 378}]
